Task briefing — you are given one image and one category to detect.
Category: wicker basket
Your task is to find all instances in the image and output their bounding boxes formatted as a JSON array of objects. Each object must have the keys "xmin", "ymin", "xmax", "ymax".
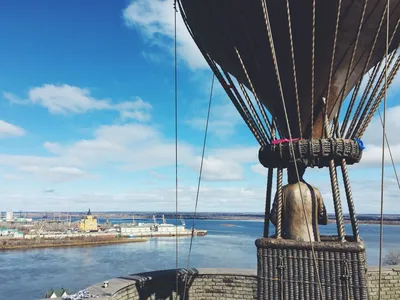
[
  {"xmin": 258, "ymin": 139, "xmax": 363, "ymax": 169},
  {"xmin": 256, "ymin": 237, "xmax": 368, "ymax": 300}
]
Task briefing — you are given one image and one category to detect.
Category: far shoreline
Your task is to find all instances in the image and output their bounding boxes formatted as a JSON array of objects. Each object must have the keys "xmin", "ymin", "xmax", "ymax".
[
  {"xmin": 9, "ymin": 212, "xmax": 400, "ymax": 226},
  {"xmin": 0, "ymin": 237, "xmax": 148, "ymax": 251},
  {"xmin": 221, "ymin": 218, "xmax": 400, "ymax": 225}
]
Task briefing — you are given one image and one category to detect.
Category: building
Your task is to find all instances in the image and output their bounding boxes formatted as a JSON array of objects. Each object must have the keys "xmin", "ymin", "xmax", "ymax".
[
  {"xmin": 44, "ymin": 288, "xmax": 69, "ymax": 298},
  {"xmin": 120, "ymin": 222, "xmax": 188, "ymax": 237},
  {"xmin": 78, "ymin": 209, "xmax": 98, "ymax": 232},
  {"xmin": 5, "ymin": 211, "xmax": 14, "ymax": 222},
  {"xmin": 120, "ymin": 224, "xmax": 153, "ymax": 236}
]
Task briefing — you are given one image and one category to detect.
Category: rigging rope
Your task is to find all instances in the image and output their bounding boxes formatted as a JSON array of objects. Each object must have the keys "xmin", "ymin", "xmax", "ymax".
[
  {"xmin": 344, "ymin": 15, "xmax": 400, "ymax": 138},
  {"xmin": 173, "ymin": 0, "xmax": 179, "ymax": 297},
  {"xmin": 183, "ymin": 74, "xmax": 215, "ymax": 299},
  {"xmin": 353, "ymin": 50, "xmax": 398, "ymax": 138},
  {"xmin": 378, "ymin": 2, "xmax": 390, "ymax": 298},
  {"xmin": 345, "ymin": 1, "xmax": 391, "ymax": 138},
  {"xmin": 323, "ymin": 0, "xmax": 368, "ymax": 240},
  {"xmin": 176, "ymin": 0, "xmax": 266, "ymax": 146},
  {"xmin": 238, "ymin": 82, "xmax": 271, "ymax": 142},
  {"xmin": 235, "ymin": 47, "xmax": 273, "ymax": 142},
  {"xmin": 284, "ymin": 0, "xmax": 302, "ymax": 138},
  {"xmin": 311, "ymin": 0, "xmax": 316, "ymax": 138},
  {"xmin": 356, "ymin": 53, "xmax": 400, "ymax": 138},
  {"xmin": 326, "ymin": 0, "xmax": 342, "ymax": 132},
  {"xmin": 260, "ymin": 0, "xmax": 324, "ymax": 297},
  {"xmin": 223, "ymin": 70, "xmax": 269, "ymax": 144},
  {"xmin": 331, "ymin": 0, "xmax": 368, "ymax": 137},
  {"xmin": 378, "ymin": 108, "xmax": 400, "ymax": 190}
]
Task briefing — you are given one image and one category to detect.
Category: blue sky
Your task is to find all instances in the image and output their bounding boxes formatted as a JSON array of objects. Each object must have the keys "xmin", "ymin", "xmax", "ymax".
[{"xmin": 0, "ymin": 0, "xmax": 399, "ymax": 213}]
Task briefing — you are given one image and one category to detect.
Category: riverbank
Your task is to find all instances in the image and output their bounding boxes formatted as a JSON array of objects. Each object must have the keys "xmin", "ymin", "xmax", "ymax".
[{"xmin": 0, "ymin": 236, "xmax": 148, "ymax": 251}]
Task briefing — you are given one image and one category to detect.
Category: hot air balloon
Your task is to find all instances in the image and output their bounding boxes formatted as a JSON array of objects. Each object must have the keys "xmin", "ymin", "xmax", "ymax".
[{"xmin": 178, "ymin": 0, "xmax": 400, "ymax": 299}]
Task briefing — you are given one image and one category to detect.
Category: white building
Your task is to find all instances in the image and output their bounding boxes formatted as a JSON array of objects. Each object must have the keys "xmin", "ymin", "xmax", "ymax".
[
  {"xmin": 120, "ymin": 223, "xmax": 188, "ymax": 237},
  {"xmin": 120, "ymin": 224, "xmax": 152, "ymax": 236},
  {"xmin": 6, "ymin": 211, "xmax": 14, "ymax": 222},
  {"xmin": 155, "ymin": 224, "xmax": 187, "ymax": 233}
]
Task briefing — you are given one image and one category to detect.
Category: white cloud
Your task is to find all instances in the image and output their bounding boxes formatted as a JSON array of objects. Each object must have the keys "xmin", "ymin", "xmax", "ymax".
[
  {"xmin": 121, "ymin": 110, "xmax": 151, "ymax": 122},
  {"xmin": 29, "ymin": 84, "xmax": 109, "ymax": 114},
  {"xmin": 250, "ymin": 164, "xmax": 266, "ymax": 176},
  {"xmin": 0, "ymin": 120, "xmax": 26, "ymax": 138},
  {"xmin": 357, "ymin": 105, "xmax": 400, "ymax": 167},
  {"xmin": 0, "ymin": 119, "xmax": 260, "ymax": 184},
  {"xmin": 198, "ymin": 157, "xmax": 244, "ymax": 181},
  {"xmin": 209, "ymin": 146, "xmax": 259, "ymax": 163},
  {"xmin": 0, "ymin": 185, "xmax": 266, "ymax": 212},
  {"xmin": 0, "ymin": 123, "xmax": 188, "ymax": 182},
  {"xmin": 2, "ymin": 174, "xmax": 23, "ymax": 181},
  {"xmin": 122, "ymin": 0, "xmax": 206, "ymax": 69},
  {"xmin": 1, "ymin": 175, "xmax": 399, "ymax": 213},
  {"xmin": 5, "ymin": 84, "xmax": 152, "ymax": 122},
  {"xmin": 3, "ymin": 91, "xmax": 29, "ymax": 105},
  {"xmin": 362, "ymin": 105, "xmax": 400, "ymax": 145},
  {"xmin": 186, "ymin": 145, "xmax": 259, "ymax": 182},
  {"xmin": 187, "ymin": 102, "xmax": 244, "ymax": 138},
  {"xmin": 43, "ymin": 142, "xmax": 62, "ymax": 154},
  {"xmin": 18, "ymin": 165, "xmax": 87, "ymax": 183}
]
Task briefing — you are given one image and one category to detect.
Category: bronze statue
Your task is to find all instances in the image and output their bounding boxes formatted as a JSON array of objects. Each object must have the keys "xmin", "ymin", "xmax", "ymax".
[{"xmin": 270, "ymin": 164, "xmax": 328, "ymax": 242}]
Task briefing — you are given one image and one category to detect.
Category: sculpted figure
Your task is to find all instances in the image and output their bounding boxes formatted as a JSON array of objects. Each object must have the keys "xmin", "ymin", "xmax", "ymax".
[{"xmin": 270, "ymin": 164, "xmax": 328, "ymax": 242}]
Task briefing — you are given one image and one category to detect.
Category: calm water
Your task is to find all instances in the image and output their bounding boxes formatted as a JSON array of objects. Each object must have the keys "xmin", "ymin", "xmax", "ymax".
[{"xmin": 0, "ymin": 219, "xmax": 398, "ymax": 300}]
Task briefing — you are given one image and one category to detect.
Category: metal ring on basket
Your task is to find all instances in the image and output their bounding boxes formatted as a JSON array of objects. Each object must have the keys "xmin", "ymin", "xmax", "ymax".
[{"xmin": 258, "ymin": 138, "xmax": 363, "ymax": 169}]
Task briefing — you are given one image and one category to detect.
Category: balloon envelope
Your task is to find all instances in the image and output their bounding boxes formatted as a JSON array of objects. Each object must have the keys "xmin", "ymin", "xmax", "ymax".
[{"xmin": 179, "ymin": 0, "xmax": 400, "ymax": 138}]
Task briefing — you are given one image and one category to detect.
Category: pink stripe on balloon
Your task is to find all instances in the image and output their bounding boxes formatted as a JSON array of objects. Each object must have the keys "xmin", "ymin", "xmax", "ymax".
[{"xmin": 271, "ymin": 138, "xmax": 300, "ymax": 145}]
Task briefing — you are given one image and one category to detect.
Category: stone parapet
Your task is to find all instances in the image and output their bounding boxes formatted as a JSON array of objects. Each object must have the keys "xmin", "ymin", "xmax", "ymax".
[
  {"xmin": 367, "ymin": 265, "xmax": 400, "ymax": 300},
  {"xmin": 44, "ymin": 266, "xmax": 400, "ymax": 299},
  {"xmin": 86, "ymin": 268, "xmax": 257, "ymax": 300}
]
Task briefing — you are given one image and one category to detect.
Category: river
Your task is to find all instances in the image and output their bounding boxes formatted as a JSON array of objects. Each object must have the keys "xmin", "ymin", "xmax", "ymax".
[{"xmin": 0, "ymin": 219, "xmax": 398, "ymax": 300}]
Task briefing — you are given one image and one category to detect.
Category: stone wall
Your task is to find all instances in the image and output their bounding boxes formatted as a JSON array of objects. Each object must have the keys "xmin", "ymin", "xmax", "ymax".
[
  {"xmin": 75, "ymin": 266, "xmax": 400, "ymax": 300},
  {"xmin": 367, "ymin": 265, "xmax": 400, "ymax": 300},
  {"xmin": 86, "ymin": 269, "xmax": 257, "ymax": 300}
]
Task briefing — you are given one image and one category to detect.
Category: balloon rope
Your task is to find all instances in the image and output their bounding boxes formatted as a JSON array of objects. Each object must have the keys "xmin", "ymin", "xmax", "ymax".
[
  {"xmin": 311, "ymin": 0, "xmax": 315, "ymax": 139},
  {"xmin": 173, "ymin": 0, "xmax": 179, "ymax": 297},
  {"xmin": 356, "ymin": 54, "xmax": 400, "ymax": 138},
  {"xmin": 344, "ymin": 1, "xmax": 391, "ymax": 137},
  {"xmin": 235, "ymin": 48, "xmax": 273, "ymax": 141},
  {"xmin": 331, "ymin": 0, "xmax": 368, "ymax": 137},
  {"xmin": 343, "ymin": 11, "xmax": 400, "ymax": 139},
  {"xmin": 378, "ymin": 2, "xmax": 389, "ymax": 298},
  {"xmin": 326, "ymin": 0, "xmax": 342, "ymax": 131},
  {"xmin": 341, "ymin": 77, "xmax": 362, "ymax": 137},
  {"xmin": 324, "ymin": 0, "xmax": 368, "ymax": 240},
  {"xmin": 264, "ymin": 123, "xmax": 277, "ymax": 237},
  {"xmin": 353, "ymin": 49, "xmax": 398, "ymax": 138},
  {"xmin": 322, "ymin": 98, "xmax": 346, "ymax": 242},
  {"xmin": 285, "ymin": 0, "xmax": 302, "ymax": 138},
  {"xmin": 261, "ymin": 0, "xmax": 324, "ymax": 298},
  {"xmin": 183, "ymin": 74, "xmax": 214, "ymax": 300},
  {"xmin": 238, "ymin": 82, "xmax": 271, "ymax": 142},
  {"xmin": 264, "ymin": 167, "xmax": 274, "ymax": 237},
  {"xmin": 378, "ymin": 107, "xmax": 400, "ymax": 190},
  {"xmin": 177, "ymin": 1, "xmax": 265, "ymax": 145},
  {"xmin": 223, "ymin": 70, "xmax": 269, "ymax": 144}
]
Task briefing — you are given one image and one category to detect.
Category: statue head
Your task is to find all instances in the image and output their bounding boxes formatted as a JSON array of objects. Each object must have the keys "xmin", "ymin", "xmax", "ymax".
[{"xmin": 287, "ymin": 163, "xmax": 306, "ymax": 184}]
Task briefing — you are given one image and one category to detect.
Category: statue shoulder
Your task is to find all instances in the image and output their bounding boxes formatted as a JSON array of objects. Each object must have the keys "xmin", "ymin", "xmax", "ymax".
[
  {"xmin": 301, "ymin": 182, "xmax": 322, "ymax": 197},
  {"xmin": 311, "ymin": 186, "xmax": 322, "ymax": 198}
]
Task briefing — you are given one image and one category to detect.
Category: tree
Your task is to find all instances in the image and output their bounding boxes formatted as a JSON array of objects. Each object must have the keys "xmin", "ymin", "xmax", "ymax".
[{"xmin": 383, "ymin": 251, "xmax": 400, "ymax": 266}]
